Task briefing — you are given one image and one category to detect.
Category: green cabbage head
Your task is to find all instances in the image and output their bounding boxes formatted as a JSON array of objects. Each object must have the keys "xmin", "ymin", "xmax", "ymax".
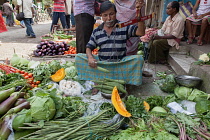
[
  {"xmin": 30, "ymin": 96, "xmax": 56, "ymax": 121},
  {"xmin": 174, "ymin": 86, "xmax": 193, "ymax": 100}
]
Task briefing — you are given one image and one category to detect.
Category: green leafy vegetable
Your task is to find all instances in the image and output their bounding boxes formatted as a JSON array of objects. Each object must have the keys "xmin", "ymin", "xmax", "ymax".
[{"xmin": 174, "ymin": 86, "xmax": 193, "ymax": 100}]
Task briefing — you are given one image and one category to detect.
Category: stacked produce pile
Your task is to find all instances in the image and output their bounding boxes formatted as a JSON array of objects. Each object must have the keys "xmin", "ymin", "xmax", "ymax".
[{"xmin": 0, "ymin": 54, "xmax": 209, "ymax": 140}]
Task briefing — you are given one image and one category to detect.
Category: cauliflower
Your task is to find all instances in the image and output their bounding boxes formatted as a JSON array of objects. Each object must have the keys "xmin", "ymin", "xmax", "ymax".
[{"xmin": 199, "ymin": 53, "xmax": 210, "ymax": 62}]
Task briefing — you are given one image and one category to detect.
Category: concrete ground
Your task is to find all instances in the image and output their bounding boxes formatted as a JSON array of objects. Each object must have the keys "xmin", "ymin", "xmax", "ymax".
[{"xmin": 0, "ymin": 21, "xmax": 174, "ymax": 98}]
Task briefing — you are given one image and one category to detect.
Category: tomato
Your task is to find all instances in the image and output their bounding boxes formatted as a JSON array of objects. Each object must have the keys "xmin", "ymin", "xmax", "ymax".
[
  {"xmin": 24, "ymin": 75, "xmax": 29, "ymax": 79},
  {"xmin": 35, "ymin": 81, "xmax": 41, "ymax": 84},
  {"xmin": 20, "ymin": 70, "xmax": 25, "ymax": 74},
  {"xmin": 28, "ymin": 73, "xmax": 33, "ymax": 78},
  {"xmin": 15, "ymin": 69, "xmax": 21, "ymax": 73}
]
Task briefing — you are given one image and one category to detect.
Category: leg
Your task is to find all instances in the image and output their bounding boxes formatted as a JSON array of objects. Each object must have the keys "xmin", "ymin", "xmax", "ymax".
[
  {"xmin": 197, "ymin": 18, "xmax": 208, "ymax": 46},
  {"xmin": 65, "ymin": 14, "xmax": 70, "ymax": 29},
  {"xmin": 70, "ymin": 13, "xmax": 76, "ymax": 30},
  {"xmin": 50, "ymin": 12, "xmax": 59, "ymax": 32},
  {"xmin": 75, "ymin": 13, "xmax": 94, "ymax": 53},
  {"xmin": 186, "ymin": 19, "xmax": 194, "ymax": 44},
  {"xmin": 23, "ymin": 18, "xmax": 36, "ymax": 37},
  {"xmin": 59, "ymin": 12, "xmax": 67, "ymax": 29},
  {"xmin": 148, "ymin": 39, "xmax": 171, "ymax": 64}
]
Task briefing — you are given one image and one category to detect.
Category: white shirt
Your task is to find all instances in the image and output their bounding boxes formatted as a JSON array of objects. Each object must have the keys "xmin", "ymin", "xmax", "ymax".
[{"xmin": 17, "ymin": 0, "xmax": 33, "ymax": 18}]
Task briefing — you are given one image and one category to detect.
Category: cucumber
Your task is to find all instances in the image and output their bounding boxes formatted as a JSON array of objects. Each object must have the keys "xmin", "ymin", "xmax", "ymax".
[
  {"xmin": 104, "ymin": 78, "xmax": 126, "ymax": 84},
  {"xmin": 93, "ymin": 85, "xmax": 114, "ymax": 91},
  {"xmin": 97, "ymin": 66, "xmax": 110, "ymax": 73},
  {"xmin": 104, "ymin": 82, "xmax": 127, "ymax": 94},
  {"xmin": 93, "ymin": 84, "xmax": 127, "ymax": 94},
  {"xmin": 96, "ymin": 88, "xmax": 112, "ymax": 94}
]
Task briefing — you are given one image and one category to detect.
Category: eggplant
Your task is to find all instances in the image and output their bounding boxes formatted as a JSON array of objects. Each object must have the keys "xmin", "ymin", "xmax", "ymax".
[
  {"xmin": 49, "ymin": 41, "xmax": 54, "ymax": 44},
  {"xmin": 42, "ymin": 45, "xmax": 47, "ymax": 49},
  {"xmin": 44, "ymin": 41, "xmax": 48, "ymax": 44},
  {"xmin": 36, "ymin": 45, "xmax": 42, "ymax": 49},
  {"xmin": 0, "ymin": 92, "xmax": 21, "ymax": 115},
  {"xmin": 0, "ymin": 88, "xmax": 15, "ymax": 103},
  {"xmin": 6, "ymin": 101, "xmax": 30, "ymax": 115},
  {"xmin": 0, "ymin": 115, "xmax": 11, "ymax": 140},
  {"xmin": 14, "ymin": 98, "xmax": 27, "ymax": 106},
  {"xmin": 58, "ymin": 48, "xmax": 63, "ymax": 52},
  {"xmin": 40, "ymin": 42, "xmax": 45, "ymax": 46},
  {"xmin": 52, "ymin": 50, "xmax": 56, "ymax": 53},
  {"xmin": 38, "ymin": 52, "xmax": 42, "ymax": 55}
]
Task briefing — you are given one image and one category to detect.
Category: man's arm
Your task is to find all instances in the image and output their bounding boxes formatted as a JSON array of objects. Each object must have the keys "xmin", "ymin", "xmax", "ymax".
[
  {"xmin": 86, "ymin": 48, "xmax": 97, "ymax": 68},
  {"xmin": 135, "ymin": 0, "xmax": 145, "ymax": 36}
]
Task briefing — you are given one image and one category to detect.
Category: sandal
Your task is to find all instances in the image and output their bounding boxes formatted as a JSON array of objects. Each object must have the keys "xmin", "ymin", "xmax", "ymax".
[
  {"xmin": 197, "ymin": 36, "xmax": 203, "ymax": 46},
  {"xmin": 186, "ymin": 37, "xmax": 194, "ymax": 45}
]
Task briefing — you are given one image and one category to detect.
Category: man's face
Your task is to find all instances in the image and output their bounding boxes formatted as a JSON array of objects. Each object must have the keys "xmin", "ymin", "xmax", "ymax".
[
  {"xmin": 101, "ymin": 7, "xmax": 116, "ymax": 27},
  {"xmin": 166, "ymin": 3, "xmax": 175, "ymax": 15}
]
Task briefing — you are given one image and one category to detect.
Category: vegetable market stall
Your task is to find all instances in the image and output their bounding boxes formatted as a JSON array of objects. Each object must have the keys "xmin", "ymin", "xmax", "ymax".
[{"xmin": 0, "ymin": 55, "xmax": 210, "ymax": 140}]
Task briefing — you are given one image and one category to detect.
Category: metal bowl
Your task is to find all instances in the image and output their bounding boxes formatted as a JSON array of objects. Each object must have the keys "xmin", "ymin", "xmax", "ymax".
[{"xmin": 175, "ymin": 75, "xmax": 202, "ymax": 88}]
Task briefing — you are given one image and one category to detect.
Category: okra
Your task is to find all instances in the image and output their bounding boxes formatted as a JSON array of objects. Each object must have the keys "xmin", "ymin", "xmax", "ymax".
[{"xmin": 104, "ymin": 82, "xmax": 127, "ymax": 93}]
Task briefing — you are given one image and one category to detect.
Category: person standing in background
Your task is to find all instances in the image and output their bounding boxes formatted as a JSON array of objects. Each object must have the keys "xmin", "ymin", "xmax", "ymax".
[
  {"xmin": 2, "ymin": 0, "xmax": 15, "ymax": 27},
  {"xmin": 70, "ymin": 0, "xmax": 75, "ymax": 31},
  {"xmin": 115, "ymin": 0, "xmax": 145, "ymax": 56},
  {"xmin": 0, "ymin": 11, "xmax": 8, "ymax": 33},
  {"xmin": 65, "ymin": 0, "xmax": 72, "ymax": 29},
  {"xmin": 74, "ymin": 0, "xmax": 95, "ymax": 53},
  {"xmin": 50, "ymin": 0, "xmax": 67, "ymax": 32},
  {"xmin": 17, "ymin": 0, "xmax": 36, "ymax": 38}
]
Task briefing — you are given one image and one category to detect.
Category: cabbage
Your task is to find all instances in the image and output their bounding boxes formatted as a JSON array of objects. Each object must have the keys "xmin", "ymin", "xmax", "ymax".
[
  {"xmin": 151, "ymin": 106, "xmax": 167, "ymax": 113},
  {"xmin": 187, "ymin": 89, "xmax": 207, "ymax": 101},
  {"xmin": 174, "ymin": 86, "xmax": 193, "ymax": 100},
  {"xmin": 65, "ymin": 66, "xmax": 77, "ymax": 79},
  {"xmin": 28, "ymin": 60, "xmax": 40, "ymax": 69},
  {"xmin": 29, "ymin": 96, "xmax": 56, "ymax": 121},
  {"xmin": 12, "ymin": 109, "xmax": 32, "ymax": 131},
  {"xmin": 19, "ymin": 57, "xmax": 29, "ymax": 66},
  {"xmin": 10, "ymin": 53, "xmax": 21, "ymax": 66},
  {"xmin": 156, "ymin": 74, "xmax": 177, "ymax": 93}
]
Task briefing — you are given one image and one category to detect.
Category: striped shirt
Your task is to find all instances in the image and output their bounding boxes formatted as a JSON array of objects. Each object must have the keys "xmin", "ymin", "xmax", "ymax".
[
  {"xmin": 87, "ymin": 21, "xmax": 138, "ymax": 62},
  {"xmin": 53, "ymin": 0, "xmax": 66, "ymax": 12},
  {"xmin": 73, "ymin": 0, "xmax": 95, "ymax": 16}
]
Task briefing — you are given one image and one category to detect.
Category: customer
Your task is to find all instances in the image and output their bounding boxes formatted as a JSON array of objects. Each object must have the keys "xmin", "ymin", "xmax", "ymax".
[
  {"xmin": 50, "ymin": 0, "xmax": 67, "ymax": 32},
  {"xmin": 186, "ymin": 0, "xmax": 210, "ymax": 46},
  {"xmin": 115, "ymin": 0, "xmax": 145, "ymax": 56},
  {"xmin": 65, "ymin": 0, "xmax": 72, "ymax": 29},
  {"xmin": 0, "ymin": 11, "xmax": 8, "ymax": 33},
  {"xmin": 74, "ymin": 0, "xmax": 95, "ymax": 53},
  {"xmin": 2, "ymin": 0, "xmax": 15, "ymax": 27},
  {"xmin": 75, "ymin": 1, "xmax": 145, "ymax": 86},
  {"xmin": 70, "ymin": 0, "xmax": 75, "ymax": 31},
  {"xmin": 148, "ymin": 1, "xmax": 185, "ymax": 64},
  {"xmin": 17, "ymin": 0, "xmax": 36, "ymax": 38}
]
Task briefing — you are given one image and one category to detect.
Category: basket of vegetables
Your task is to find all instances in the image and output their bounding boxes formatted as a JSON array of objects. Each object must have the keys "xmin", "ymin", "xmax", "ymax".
[{"xmin": 40, "ymin": 34, "xmax": 54, "ymax": 42}]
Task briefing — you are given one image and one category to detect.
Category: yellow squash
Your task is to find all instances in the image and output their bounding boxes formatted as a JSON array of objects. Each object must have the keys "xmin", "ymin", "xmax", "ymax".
[
  {"xmin": 111, "ymin": 86, "xmax": 131, "ymax": 117},
  {"xmin": 51, "ymin": 68, "xmax": 65, "ymax": 82},
  {"xmin": 143, "ymin": 101, "xmax": 150, "ymax": 112}
]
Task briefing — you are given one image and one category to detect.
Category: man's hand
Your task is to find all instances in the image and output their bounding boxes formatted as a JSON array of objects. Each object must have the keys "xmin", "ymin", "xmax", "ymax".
[
  {"xmin": 88, "ymin": 58, "xmax": 97, "ymax": 68},
  {"xmin": 197, "ymin": 14, "xmax": 204, "ymax": 19},
  {"xmin": 136, "ymin": 0, "xmax": 145, "ymax": 10}
]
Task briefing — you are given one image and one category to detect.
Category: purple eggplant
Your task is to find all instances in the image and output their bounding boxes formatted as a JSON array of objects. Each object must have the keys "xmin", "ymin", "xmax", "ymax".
[
  {"xmin": 0, "ymin": 115, "xmax": 12, "ymax": 140},
  {"xmin": 14, "ymin": 98, "xmax": 27, "ymax": 106},
  {"xmin": 0, "ymin": 88, "xmax": 15, "ymax": 103},
  {"xmin": 0, "ymin": 92, "xmax": 20, "ymax": 116}
]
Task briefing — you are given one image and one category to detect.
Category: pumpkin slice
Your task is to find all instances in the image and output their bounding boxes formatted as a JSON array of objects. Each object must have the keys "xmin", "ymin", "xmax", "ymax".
[
  {"xmin": 143, "ymin": 101, "xmax": 150, "ymax": 112},
  {"xmin": 51, "ymin": 68, "xmax": 66, "ymax": 82},
  {"xmin": 111, "ymin": 86, "xmax": 131, "ymax": 117}
]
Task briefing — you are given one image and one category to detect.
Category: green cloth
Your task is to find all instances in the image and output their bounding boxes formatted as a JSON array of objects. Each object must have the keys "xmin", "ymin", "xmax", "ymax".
[{"xmin": 148, "ymin": 39, "xmax": 171, "ymax": 63}]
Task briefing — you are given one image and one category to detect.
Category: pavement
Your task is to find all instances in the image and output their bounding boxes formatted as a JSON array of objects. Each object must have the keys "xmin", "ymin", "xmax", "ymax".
[{"xmin": 0, "ymin": 21, "xmax": 174, "ymax": 98}]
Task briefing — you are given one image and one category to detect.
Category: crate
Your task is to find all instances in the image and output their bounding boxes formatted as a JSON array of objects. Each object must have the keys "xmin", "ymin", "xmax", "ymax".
[{"xmin": 29, "ymin": 54, "xmax": 76, "ymax": 62}]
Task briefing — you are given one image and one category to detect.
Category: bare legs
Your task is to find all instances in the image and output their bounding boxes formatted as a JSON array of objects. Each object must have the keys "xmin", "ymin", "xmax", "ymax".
[
  {"xmin": 186, "ymin": 19, "xmax": 197, "ymax": 44},
  {"xmin": 197, "ymin": 18, "xmax": 208, "ymax": 46}
]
